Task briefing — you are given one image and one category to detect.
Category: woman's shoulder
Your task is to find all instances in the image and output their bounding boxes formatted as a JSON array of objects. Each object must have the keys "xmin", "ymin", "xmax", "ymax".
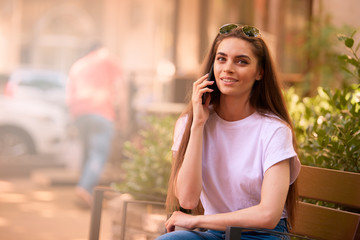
[
  {"xmin": 174, "ymin": 114, "xmax": 188, "ymax": 132},
  {"xmin": 172, "ymin": 114, "xmax": 189, "ymax": 152},
  {"xmin": 260, "ymin": 112, "xmax": 291, "ymax": 129}
]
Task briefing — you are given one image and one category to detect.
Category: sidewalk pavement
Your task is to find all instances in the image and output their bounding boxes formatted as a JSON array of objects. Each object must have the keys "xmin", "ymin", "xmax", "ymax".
[{"xmin": 0, "ymin": 168, "xmax": 114, "ymax": 240}]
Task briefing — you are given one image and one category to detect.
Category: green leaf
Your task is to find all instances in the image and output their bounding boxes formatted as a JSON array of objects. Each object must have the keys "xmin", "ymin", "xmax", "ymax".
[
  {"xmin": 338, "ymin": 54, "xmax": 350, "ymax": 61},
  {"xmin": 345, "ymin": 38, "xmax": 354, "ymax": 48},
  {"xmin": 340, "ymin": 66, "xmax": 354, "ymax": 75},
  {"xmin": 350, "ymin": 30, "xmax": 357, "ymax": 38},
  {"xmin": 348, "ymin": 58, "xmax": 359, "ymax": 67}
]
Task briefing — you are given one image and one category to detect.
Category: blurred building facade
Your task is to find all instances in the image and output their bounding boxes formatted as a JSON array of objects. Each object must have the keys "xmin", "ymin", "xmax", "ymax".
[{"xmin": 1, "ymin": 0, "xmax": 359, "ymax": 114}]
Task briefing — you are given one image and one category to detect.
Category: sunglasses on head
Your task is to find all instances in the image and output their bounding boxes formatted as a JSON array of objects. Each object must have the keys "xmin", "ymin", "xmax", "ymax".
[{"xmin": 219, "ymin": 24, "xmax": 261, "ymax": 37}]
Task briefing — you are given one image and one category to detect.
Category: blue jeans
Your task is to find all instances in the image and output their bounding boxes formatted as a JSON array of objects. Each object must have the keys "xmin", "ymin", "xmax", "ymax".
[
  {"xmin": 75, "ymin": 114, "xmax": 114, "ymax": 194},
  {"xmin": 156, "ymin": 219, "xmax": 289, "ymax": 240}
]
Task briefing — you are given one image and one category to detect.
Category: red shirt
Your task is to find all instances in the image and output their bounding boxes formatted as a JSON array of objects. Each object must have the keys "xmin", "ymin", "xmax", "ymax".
[{"xmin": 67, "ymin": 48, "xmax": 124, "ymax": 121}]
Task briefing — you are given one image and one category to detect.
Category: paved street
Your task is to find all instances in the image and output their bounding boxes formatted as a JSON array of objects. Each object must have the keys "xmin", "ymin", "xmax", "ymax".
[{"xmin": 0, "ymin": 156, "xmax": 116, "ymax": 240}]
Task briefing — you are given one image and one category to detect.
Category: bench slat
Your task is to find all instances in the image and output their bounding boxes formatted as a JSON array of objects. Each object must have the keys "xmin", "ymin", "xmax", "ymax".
[
  {"xmin": 297, "ymin": 165, "xmax": 360, "ymax": 208},
  {"xmin": 291, "ymin": 202, "xmax": 360, "ymax": 240}
]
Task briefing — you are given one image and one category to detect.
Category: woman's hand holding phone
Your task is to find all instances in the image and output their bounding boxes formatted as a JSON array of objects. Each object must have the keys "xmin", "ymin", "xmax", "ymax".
[
  {"xmin": 202, "ymin": 64, "xmax": 216, "ymax": 104},
  {"xmin": 192, "ymin": 73, "xmax": 214, "ymax": 126}
]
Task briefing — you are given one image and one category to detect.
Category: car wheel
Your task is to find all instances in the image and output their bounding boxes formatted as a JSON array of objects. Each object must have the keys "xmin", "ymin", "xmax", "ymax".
[{"xmin": 0, "ymin": 128, "xmax": 36, "ymax": 157}]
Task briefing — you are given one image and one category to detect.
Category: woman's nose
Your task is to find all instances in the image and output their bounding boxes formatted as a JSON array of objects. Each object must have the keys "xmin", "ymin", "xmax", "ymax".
[
  {"xmin": 223, "ymin": 62, "xmax": 234, "ymax": 73},
  {"xmin": 224, "ymin": 64, "xmax": 234, "ymax": 73}
]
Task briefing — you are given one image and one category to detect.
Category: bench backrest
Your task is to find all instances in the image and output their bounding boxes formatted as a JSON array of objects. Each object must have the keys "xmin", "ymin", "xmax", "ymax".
[{"xmin": 291, "ymin": 165, "xmax": 360, "ymax": 240}]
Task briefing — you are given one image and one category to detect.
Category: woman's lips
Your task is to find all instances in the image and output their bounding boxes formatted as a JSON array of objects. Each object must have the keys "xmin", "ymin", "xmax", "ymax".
[{"xmin": 221, "ymin": 77, "xmax": 238, "ymax": 83}]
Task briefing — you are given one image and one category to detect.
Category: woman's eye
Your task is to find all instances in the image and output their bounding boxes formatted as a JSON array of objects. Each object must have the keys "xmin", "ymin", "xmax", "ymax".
[
  {"xmin": 237, "ymin": 59, "xmax": 248, "ymax": 64},
  {"xmin": 216, "ymin": 57, "xmax": 226, "ymax": 62}
]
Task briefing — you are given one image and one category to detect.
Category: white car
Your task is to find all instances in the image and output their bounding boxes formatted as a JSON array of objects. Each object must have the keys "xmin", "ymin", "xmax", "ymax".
[
  {"xmin": 0, "ymin": 96, "xmax": 68, "ymax": 158},
  {"xmin": 0, "ymin": 67, "xmax": 68, "ymax": 159},
  {"xmin": 4, "ymin": 68, "xmax": 67, "ymax": 108},
  {"xmin": 0, "ymin": 67, "xmax": 67, "ymax": 157}
]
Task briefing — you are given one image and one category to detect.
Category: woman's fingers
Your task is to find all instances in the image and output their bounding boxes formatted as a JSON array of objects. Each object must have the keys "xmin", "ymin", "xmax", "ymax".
[
  {"xmin": 193, "ymin": 74, "xmax": 214, "ymax": 103},
  {"xmin": 165, "ymin": 223, "xmax": 175, "ymax": 233},
  {"xmin": 191, "ymin": 74, "xmax": 213, "ymax": 124},
  {"xmin": 194, "ymin": 74, "xmax": 214, "ymax": 89},
  {"xmin": 193, "ymin": 73, "xmax": 209, "ymax": 86},
  {"xmin": 165, "ymin": 213, "xmax": 176, "ymax": 232}
]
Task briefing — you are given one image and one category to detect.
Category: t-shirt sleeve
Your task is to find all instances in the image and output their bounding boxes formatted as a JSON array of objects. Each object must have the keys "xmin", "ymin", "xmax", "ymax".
[
  {"xmin": 263, "ymin": 126, "xmax": 301, "ymax": 184},
  {"xmin": 171, "ymin": 115, "xmax": 188, "ymax": 152}
]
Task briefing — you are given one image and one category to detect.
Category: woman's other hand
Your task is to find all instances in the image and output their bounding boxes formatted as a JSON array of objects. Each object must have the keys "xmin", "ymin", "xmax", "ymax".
[{"xmin": 165, "ymin": 211, "xmax": 197, "ymax": 233}]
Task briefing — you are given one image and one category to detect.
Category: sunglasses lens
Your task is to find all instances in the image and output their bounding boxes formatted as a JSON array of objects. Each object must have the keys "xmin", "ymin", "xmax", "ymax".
[
  {"xmin": 219, "ymin": 24, "xmax": 261, "ymax": 37},
  {"xmin": 242, "ymin": 25, "xmax": 260, "ymax": 37},
  {"xmin": 219, "ymin": 24, "xmax": 238, "ymax": 34}
]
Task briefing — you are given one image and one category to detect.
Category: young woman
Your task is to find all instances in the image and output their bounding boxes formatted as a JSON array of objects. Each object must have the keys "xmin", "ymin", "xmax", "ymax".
[{"xmin": 157, "ymin": 24, "xmax": 301, "ymax": 240}]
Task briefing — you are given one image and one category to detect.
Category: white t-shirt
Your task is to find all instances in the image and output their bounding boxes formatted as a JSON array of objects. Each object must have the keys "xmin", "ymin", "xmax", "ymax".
[{"xmin": 172, "ymin": 110, "xmax": 301, "ymax": 218}]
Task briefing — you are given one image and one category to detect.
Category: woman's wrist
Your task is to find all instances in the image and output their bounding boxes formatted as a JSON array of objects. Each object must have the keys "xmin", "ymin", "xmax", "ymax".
[
  {"xmin": 191, "ymin": 119, "xmax": 206, "ymax": 129},
  {"xmin": 190, "ymin": 124, "xmax": 205, "ymax": 136},
  {"xmin": 192, "ymin": 214, "xmax": 203, "ymax": 229}
]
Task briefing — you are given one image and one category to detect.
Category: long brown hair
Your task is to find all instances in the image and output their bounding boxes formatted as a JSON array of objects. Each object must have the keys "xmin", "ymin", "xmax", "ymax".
[{"xmin": 166, "ymin": 26, "xmax": 298, "ymax": 225}]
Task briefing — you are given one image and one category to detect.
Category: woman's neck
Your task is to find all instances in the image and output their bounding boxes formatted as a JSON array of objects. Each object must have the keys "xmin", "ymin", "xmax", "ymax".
[{"xmin": 215, "ymin": 95, "xmax": 255, "ymax": 121}]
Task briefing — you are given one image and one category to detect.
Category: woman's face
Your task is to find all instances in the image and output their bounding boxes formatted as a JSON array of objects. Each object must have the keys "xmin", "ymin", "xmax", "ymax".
[{"xmin": 214, "ymin": 37, "xmax": 263, "ymax": 101}]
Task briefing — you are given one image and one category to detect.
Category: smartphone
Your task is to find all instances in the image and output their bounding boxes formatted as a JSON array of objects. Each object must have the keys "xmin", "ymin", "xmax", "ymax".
[{"xmin": 202, "ymin": 64, "xmax": 218, "ymax": 104}]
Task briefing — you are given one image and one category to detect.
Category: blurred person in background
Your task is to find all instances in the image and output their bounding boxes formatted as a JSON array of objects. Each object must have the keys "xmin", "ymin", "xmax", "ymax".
[{"xmin": 67, "ymin": 44, "xmax": 128, "ymax": 208}]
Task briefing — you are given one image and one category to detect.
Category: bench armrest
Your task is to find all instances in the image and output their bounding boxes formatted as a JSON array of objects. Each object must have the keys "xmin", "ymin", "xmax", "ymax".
[
  {"xmin": 89, "ymin": 186, "xmax": 166, "ymax": 240},
  {"xmin": 89, "ymin": 186, "xmax": 116, "ymax": 240},
  {"xmin": 225, "ymin": 226, "xmax": 314, "ymax": 240}
]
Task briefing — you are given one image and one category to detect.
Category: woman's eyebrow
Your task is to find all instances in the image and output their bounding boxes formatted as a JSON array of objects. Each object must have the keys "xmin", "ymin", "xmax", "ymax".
[
  {"xmin": 217, "ymin": 52, "xmax": 251, "ymax": 60},
  {"xmin": 217, "ymin": 52, "xmax": 227, "ymax": 56},
  {"xmin": 235, "ymin": 55, "xmax": 251, "ymax": 60}
]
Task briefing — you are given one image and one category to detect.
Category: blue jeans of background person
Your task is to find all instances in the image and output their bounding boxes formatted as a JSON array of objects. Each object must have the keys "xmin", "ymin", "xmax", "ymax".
[
  {"xmin": 156, "ymin": 218, "xmax": 289, "ymax": 240},
  {"xmin": 75, "ymin": 114, "xmax": 114, "ymax": 194}
]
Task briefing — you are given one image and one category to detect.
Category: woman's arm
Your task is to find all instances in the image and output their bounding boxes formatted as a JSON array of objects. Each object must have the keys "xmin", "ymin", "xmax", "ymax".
[
  {"xmin": 175, "ymin": 123, "xmax": 205, "ymax": 209},
  {"xmin": 166, "ymin": 159, "xmax": 290, "ymax": 232},
  {"xmin": 175, "ymin": 74, "xmax": 214, "ymax": 209}
]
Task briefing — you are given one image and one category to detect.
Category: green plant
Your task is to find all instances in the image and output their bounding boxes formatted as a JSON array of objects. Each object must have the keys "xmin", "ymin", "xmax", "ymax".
[
  {"xmin": 286, "ymin": 84, "xmax": 360, "ymax": 173},
  {"xmin": 337, "ymin": 30, "xmax": 360, "ymax": 82},
  {"xmin": 112, "ymin": 115, "xmax": 177, "ymax": 201},
  {"xmin": 310, "ymin": 86, "xmax": 357, "ymax": 172},
  {"xmin": 285, "ymin": 29, "xmax": 360, "ymax": 173}
]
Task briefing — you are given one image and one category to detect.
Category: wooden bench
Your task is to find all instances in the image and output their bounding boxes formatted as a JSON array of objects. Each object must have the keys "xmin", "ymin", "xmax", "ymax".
[
  {"xmin": 89, "ymin": 166, "xmax": 360, "ymax": 240},
  {"xmin": 226, "ymin": 165, "xmax": 360, "ymax": 240}
]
